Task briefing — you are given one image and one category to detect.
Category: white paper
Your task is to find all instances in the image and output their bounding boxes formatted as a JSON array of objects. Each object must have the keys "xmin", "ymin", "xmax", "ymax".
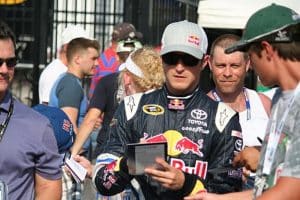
[{"xmin": 65, "ymin": 157, "xmax": 87, "ymax": 183}]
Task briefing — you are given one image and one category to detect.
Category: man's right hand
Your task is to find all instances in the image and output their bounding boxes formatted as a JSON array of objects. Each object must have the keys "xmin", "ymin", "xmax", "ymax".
[
  {"xmin": 233, "ymin": 146, "xmax": 260, "ymax": 172},
  {"xmin": 93, "ymin": 115, "xmax": 103, "ymax": 130}
]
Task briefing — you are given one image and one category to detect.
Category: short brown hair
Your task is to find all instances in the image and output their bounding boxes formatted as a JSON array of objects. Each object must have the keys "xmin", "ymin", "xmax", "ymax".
[
  {"xmin": 0, "ymin": 20, "xmax": 16, "ymax": 49},
  {"xmin": 210, "ymin": 34, "xmax": 248, "ymax": 61},
  {"xmin": 249, "ymin": 24, "xmax": 300, "ymax": 61},
  {"xmin": 66, "ymin": 37, "xmax": 100, "ymax": 63}
]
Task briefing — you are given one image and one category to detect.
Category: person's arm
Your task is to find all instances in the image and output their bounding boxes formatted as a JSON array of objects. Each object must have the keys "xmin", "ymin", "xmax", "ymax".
[
  {"xmin": 71, "ymin": 75, "xmax": 109, "ymax": 156},
  {"xmin": 71, "ymin": 108, "xmax": 102, "ymax": 156},
  {"xmin": 61, "ymin": 106, "xmax": 79, "ymax": 134},
  {"xmin": 187, "ymin": 177, "xmax": 300, "ymax": 200},
  {"xmin": 93, "ymin": 101, "xmax": 134, "ymax": 196},
  {"xmin": 35, "ymin": 122, "xmax": 63, "ymax": 200},
  {"xmin": 256, "ymin": 177, "xmax": 300, "ymax": 200},
  {"xmin": 55, "ymin": 75, "xmax": 84, "ymax": 135},
  {"xmin": 184, "ymin": 190, "xmax": 252, "ymax": 200},
  {"xmin": 35, "ymin": 174, "xmax": 62, "ymax": 200},
  {"xmin": 258, "ymin": 93, "xmax": 272, "ymax": 116}
]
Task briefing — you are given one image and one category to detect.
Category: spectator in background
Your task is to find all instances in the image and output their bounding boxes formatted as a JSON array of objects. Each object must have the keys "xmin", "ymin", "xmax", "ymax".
[
  {"xmin": 207, "ymin": 34, "xmax": 271, "ymax": 189},
  {"xmin": 116, "ymin": 37, "xmax": 143, "ymax": 63},
  {"xmin": 71, "ymin": 37, "xmax": 143, "ymax": 157},
  {"xmin": 89, "ymin": 22, "xmax": 142, "ymax": 98},
  {"xmin": 0, "ymin": 20, "xmax": 62, "ymax": 200},
  {"xmin": 49, "ymin": 37, "xmax": 100, "ymax": 199},
  {"xmin": 38, "ymin": 25, "xmax": 89, "ymax": 105},
  {"xmin": 49, "ymin": 37, "xmax": 99, "ymax": 154}
]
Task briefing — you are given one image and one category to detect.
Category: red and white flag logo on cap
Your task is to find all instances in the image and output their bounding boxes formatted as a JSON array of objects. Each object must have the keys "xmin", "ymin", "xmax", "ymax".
[{"xmin": 188, "ymin": 35, "xmax": 200, "ymax": 46}]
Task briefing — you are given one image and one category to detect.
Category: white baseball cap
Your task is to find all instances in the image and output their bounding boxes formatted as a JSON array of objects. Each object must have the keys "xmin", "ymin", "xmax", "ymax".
[
  {"xmin": 61, "ymin": 25, "xmax": 90, "ymax": 45},
  {"xmin": 160, "ymin": 20, "xmax": 208, "ymax": 59}
]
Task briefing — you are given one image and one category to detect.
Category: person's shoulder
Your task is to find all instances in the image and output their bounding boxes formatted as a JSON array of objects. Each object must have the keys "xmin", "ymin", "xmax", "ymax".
[
  {"xmin": 58, "ymin": 73, "xmax": 79, "ymax": 85},
  {"xmin": 196, "ymin": 89, "xmax": 219, "ymax": 106},
  {"xmin": 41, "ymin": 59, "xmax": 67, "ymax": 74},
  {"xmin": 101, "ymin": 72, "xmax": 119, "ymax": 82},
  {"xmin": 14, "ymin": 100, "xmax": 49, "ymax": 123},
  {"xmin": 214, "ymin": 102, "xmax": 238, "ymax": 132},
  {"xmin": 246, "ymin": 87, "xmax": 270, "ymax": 102},
  {"xmin": 122, "ymin": 89, "xmax": 161, "ymax": 120},
  {"xmin": 100, "ymin": 46, "xmax": 117, "ymax": 59}
]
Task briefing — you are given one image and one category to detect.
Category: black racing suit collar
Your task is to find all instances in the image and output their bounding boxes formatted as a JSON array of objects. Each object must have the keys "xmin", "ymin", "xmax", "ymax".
[
  {"xmin": 164, "ymin": 84, "xmax": 200, "ymax": 100},
  {"xmin": 163, "ymin": 85, "xmax": 200, "ymax": 110}
]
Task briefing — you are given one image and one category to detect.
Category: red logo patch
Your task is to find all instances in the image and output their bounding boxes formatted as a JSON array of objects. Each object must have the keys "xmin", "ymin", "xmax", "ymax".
[{"xmin": 188, "ymin": 35, "xmax": 200, "ymax": 46}]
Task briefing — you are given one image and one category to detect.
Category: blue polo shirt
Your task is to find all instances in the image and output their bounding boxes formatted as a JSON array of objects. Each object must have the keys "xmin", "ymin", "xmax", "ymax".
[{"xmin": 0, "ymin": 92, "xmax": 62, "ymax": 200}]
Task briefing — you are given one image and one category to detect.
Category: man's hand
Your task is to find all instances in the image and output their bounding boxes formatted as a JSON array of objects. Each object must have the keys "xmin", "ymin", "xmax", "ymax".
[
  {"xmin": 144, "ymin": 157, "xmax": 185, "ymax": 190},
  {"xmin": 72, "ymin": 155, "xmax": 93, "ymax": 178},
  {"xmin": 93, "ymin": 115, "xmax": 103, "ymax": 130},
  {"xmin": 233, "ymin": 146, "xmax": 260, "ymax": 172}
]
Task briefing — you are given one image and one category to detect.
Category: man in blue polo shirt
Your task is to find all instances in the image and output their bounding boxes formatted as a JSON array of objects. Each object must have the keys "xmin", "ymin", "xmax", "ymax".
[{"xmin": 0, "ymin": 20, "xmax": 62, "ymax": 200}]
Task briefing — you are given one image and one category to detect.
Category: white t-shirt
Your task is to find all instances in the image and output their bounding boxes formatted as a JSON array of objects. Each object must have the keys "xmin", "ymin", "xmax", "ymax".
[
  {"xmin": 38, "ymin": 59, "xmax": 67, "ymax": 104},
  {"xmin": 239, "ymin": 88, "xmax": 269, "ymax": 147}
]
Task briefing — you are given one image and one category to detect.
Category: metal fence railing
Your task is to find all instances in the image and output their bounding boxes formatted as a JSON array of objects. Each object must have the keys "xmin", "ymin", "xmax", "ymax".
[{"xmin": 0, "ymin": 0, "xmax": 200, "ymax": 106}]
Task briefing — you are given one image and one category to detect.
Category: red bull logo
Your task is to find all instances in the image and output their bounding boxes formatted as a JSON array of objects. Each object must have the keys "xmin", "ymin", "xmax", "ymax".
[
  {"xmin": 171, "ymin": 158, "xmax": 208, "ymax": 179},
  {"xmin": 143, "ymin": 131, "xmax": 204, "ymax": 157},
  {"xmin": 168, "ymin": 99, "xmax": 185, "ymax": 110},
  {"xmin": 175, "ymin": 137, "xmax": 204, "ymax": 157},
  {"xmin": 188, "ymin": 35, "xmax": 200, "ymax": 46},
  {"xmin": 106, "ymin": 160, "xmax": 117, "ymax": 171},
  {"xmin": 145, "ymin": 134, "xmax": 167, "ymax": 143}
]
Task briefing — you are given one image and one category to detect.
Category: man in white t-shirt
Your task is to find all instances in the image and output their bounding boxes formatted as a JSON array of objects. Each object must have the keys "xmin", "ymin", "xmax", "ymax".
[
  {"xmin": 38, "ymin": 25, "xmax": 89, "ymax": 104},
  {"xmin": 207, "ymin": 34, "xmax": 271, "ymax": 189}
]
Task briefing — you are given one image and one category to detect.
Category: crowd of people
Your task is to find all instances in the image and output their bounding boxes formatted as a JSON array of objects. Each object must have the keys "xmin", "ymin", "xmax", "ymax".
[{"xmin": 0, "ymin": 3, "xmax": 300, "ymax": 200}]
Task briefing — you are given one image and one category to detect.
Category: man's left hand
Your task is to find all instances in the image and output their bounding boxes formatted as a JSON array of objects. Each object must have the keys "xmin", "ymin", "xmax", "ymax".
[{"xmin": 144, "ymin": 157, "xmax": 185, "ymax": 190}]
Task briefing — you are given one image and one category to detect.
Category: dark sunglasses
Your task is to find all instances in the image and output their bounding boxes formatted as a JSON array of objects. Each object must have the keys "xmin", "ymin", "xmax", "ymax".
[
  {"xmin": 162, "ymin": 53, "xmax": 200, "ymax": 67},
  {"xmin": 0, "ymin": 57, "xmax": 18, "ymax": 68}
]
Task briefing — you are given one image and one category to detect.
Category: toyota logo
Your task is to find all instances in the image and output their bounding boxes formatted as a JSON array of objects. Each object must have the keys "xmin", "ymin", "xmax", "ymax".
[{"xmin": 191, "ymin": 109, "xmax": 207, "ymax": 120}]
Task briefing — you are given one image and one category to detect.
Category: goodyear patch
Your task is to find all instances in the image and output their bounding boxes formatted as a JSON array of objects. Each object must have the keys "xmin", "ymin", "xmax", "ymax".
[{"xmin": 143, "ymin": 104, "xmax": 164, "ymax": 115}]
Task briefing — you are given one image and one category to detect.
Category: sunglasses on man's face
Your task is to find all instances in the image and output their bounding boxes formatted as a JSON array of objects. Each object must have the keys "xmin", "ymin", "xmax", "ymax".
[
  {"xmin": 162, "ymin": 53, "xmax": 200, "ymax": 67},
  {"xmin": 0, "ymin": 57, "xmax": 18, "ymax": 68}
]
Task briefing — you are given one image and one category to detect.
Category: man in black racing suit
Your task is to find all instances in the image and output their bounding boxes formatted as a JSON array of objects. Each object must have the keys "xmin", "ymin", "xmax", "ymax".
[{"xmin": 93, "ymin": 20, "xmax": 243, "ymax": 200}]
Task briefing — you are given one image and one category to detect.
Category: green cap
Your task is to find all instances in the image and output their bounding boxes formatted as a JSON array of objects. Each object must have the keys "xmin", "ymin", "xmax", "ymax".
[{"xmin": 225, "ymin": 4, "xmax": 300, "ymax": 54}]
